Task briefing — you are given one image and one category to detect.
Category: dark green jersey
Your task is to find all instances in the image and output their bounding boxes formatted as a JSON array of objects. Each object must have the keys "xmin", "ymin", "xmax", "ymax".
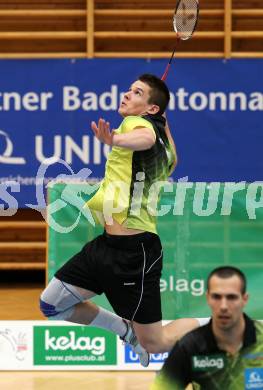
[{"xmin": 152, "ymin": 315, "xmax": 263, "ymax": 390}]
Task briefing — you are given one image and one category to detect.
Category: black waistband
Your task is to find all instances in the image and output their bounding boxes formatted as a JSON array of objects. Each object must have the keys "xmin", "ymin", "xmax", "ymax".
[{"xmin": 103, "ymin": 231, "xmax": 159, "ymax": 250}]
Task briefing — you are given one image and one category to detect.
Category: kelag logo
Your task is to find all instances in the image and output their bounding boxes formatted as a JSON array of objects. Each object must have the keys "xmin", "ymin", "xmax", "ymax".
[
  {"xmin": 124, "ymin": 345, "xmax": 168, "ymax": 364},
  {"xmin": 192, "ymin": 354, "xmax": 225, "ymax": 371},
  {"xmin": 33, "ymin": 326, "xmax": 116, "ymax": 365},
  {"xmin": 245, "ymin": 368, "xmax": 263, "ymax": 389}
]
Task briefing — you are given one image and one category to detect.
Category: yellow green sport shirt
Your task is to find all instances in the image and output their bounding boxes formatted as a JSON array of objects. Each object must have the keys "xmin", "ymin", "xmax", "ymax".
[{"xmin": 85, "ymin": 114, "xmax": 176, "ymax": 234}]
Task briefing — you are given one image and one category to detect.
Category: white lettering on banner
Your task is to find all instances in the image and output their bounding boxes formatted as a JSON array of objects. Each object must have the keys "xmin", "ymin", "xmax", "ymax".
[
  {"xmin": 63, "ymin": 85, "xmax": 119, "ymax": 111},
  {"xmin": 0, "ymin": 129, "xmax": 110, "ymax": 166},
  {"xmin": 35, "ymin": 135, "xmax": 110, "ymax": 164},
  {"xmin": 151, "ymin": 353, "xmax": 169, "ymax": 361},
  {"xmin": 246, "ymin": 382, "xmax": 263, "ymax": 389},
  {"xmin": 99, "ymin": 85, "xmax": 118, "ymax": 110},
  {"xmin": 128, "ymin": 350, "xmax": 168, "ymax": 362},
  {"xmin": 63, "ymin": 86, "xmax": 263, "ymax": 112},
  {"xmin": 0, "ymin": 86, "xmax": 262, "ymax": 112},
  {"xmin": 172, "ymin": 88, "xmax": 263, "ymax": 111},
  {"xmin": 0, "ymin": 91, "xmax": 53, "ymax": 111},
  {"xmin": 246, "ymin": 370, "xmax": 263, "ymax": 389},
  {"xmin": 209, "ymin": 92, "xmax": 227, "ymax": 111},
  {"xmin": 44, "ymin": 330, "xmax": 105, "ymax": 355},
  {"xmin": 189, "ymin": 92, "xmax": 208, "ymax": 111},
  {"xmin": 160, "ymin": 276, "xmax": 205, "ymax": 296},
  {"xmin": 63, "ymin": 86, "xmax": 97, "ymax": 111},
  {"xmin": 0, "ymin": 130, "xmax": 26, "ymax": 165}
]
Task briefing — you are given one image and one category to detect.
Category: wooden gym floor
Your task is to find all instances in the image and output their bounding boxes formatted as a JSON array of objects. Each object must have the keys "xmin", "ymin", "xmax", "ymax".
[{"xmin": 1, "ymin": 371, "xmax": 155, "ymax": 390}]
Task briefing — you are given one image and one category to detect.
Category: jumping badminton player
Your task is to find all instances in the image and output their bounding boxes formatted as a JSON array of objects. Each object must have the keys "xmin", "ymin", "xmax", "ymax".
[{"xmin": 40, "ymin": 74, "xmax": 208, "ymax": 367}]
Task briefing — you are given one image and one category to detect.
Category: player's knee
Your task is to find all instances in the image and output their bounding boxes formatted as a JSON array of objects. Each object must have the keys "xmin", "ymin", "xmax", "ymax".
[
  {"xmin": 39, "ymin": 296, "xmax": 58, "ymax": 318},
  {"xmin": 39, "ymin": 296, "xmax": 74, "ymax": 320},
  {"xmin": 39, "ymin": 279, "xmax": 76, "ymax": 320},
  {"xmin": 39, "ymin": 277, "xmax": 82, "ymax": 320},
  {"xmin": 39, "ymin": 282, "xmax": 60, "ymax": 319}
]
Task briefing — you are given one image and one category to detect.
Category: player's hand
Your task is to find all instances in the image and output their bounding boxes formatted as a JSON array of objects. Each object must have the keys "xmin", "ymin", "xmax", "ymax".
[{"xmin": 91, "ymin": 118, "xmax": 114, "ymax": 146}]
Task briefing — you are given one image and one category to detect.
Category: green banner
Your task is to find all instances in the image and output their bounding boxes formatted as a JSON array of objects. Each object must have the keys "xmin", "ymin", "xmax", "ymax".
[
  {"xmin": 33, "ymin": 325, "xmax": 117, "ymax": 365},
  {"xmin": 47, "ymin": 182, "xmax": 263, "ymax": 320}
]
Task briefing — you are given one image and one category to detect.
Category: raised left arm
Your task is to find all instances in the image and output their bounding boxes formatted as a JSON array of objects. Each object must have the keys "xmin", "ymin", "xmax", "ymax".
[{"xmin": 91, "ymin": 118, "xmax": 155, "ymax": 151}]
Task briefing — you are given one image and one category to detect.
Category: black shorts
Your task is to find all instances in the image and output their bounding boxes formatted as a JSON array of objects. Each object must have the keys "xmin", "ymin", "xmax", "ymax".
[{"xmin": 55, "ymin": 231, "xmax": 163, "ymax": 324}]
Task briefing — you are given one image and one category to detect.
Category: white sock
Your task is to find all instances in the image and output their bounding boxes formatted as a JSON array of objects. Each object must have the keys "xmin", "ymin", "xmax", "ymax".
[
  {"xmin": 89, "ymin": 307, "xmax": 127, "ymax": 337},
  {"xmin": 196, "ymin": 317, "xmax": 210, "ymax": 326}
]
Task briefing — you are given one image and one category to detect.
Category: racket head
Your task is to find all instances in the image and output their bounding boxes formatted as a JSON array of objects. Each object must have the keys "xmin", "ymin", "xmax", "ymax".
[
  {"xmin": 173, "ymin": 0, "xmax": 199, "ymax": 41},
  {"xmin": 161, "ymin": 0, "xmax": 199, "ymax": 80}
]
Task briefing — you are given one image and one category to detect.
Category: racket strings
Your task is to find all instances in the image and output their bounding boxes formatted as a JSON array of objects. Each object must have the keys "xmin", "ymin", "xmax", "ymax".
[
  {"xmin": 174, "ymin": 0, "xmax": 199, "ymax": 40},
  {"xmin": 161, "ymin": 0, "xmax": 199, "ymax": 80}
]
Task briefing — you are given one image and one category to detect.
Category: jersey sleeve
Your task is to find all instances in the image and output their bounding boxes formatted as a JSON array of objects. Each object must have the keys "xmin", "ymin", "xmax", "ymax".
[
  {"xmin": 151, "ymin": 341, "xmax": 192, "ymax": 390},
  {"xmin": 166, "ymin": 142, "xmax": 177, "ymax": 176},
  {"xmin": 121, "ymin": 115, "xmax": 156, "ymax": 139}
]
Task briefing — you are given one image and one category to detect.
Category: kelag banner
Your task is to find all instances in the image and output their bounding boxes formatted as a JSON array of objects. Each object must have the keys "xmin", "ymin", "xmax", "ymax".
[
  {"xmin": 0, "ymin": 320, "xmax": 167, "ymax": 370},
  {"xmin": 0, "ymin": 59, "xmax": 262, "ymax": 208},
  {"xmin": 47, "ymin": 183, "xmax": 263, "ymax": 320}
]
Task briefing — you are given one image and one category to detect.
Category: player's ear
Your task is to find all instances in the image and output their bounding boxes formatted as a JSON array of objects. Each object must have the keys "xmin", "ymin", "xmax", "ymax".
[
  {"xmin": 242, "ymin": 292, "xmax": 249, "ymax": 306},
  {"xmin": 147, "ymin": 104, "xmax": 160, "ymax": 115}
]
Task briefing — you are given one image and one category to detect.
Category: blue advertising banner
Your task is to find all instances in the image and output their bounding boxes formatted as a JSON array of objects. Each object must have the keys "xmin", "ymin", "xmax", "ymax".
[{"xmin": 0, "ymin": 59, "xmax": 262, "ymax": 208}]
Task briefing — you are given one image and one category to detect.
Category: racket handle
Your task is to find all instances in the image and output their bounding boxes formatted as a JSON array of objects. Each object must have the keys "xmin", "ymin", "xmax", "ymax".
[
  {"xmin": 161, "ymin": 47, "xmax": 176, "ymax": 81},
  {"xmin": 161, "ymin": 63, "xmax": 170, "ymax": 81}
]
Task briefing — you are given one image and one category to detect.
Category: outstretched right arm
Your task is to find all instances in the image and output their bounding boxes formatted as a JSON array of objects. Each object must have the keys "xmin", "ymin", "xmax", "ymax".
[{"xmin": 91, "ymin": 118, "xmax": 155, "ymax": 151}]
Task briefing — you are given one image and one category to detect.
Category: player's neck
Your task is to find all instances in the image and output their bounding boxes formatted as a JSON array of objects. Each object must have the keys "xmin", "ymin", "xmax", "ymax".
[{"xmin": 213, "ymin": 316, "xmax": 245, "ymax": 355}]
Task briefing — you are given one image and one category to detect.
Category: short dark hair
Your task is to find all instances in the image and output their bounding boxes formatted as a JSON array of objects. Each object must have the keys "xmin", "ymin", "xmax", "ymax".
[
  {"xmin": 207, "ymin": 266, "xmax": 247, "ymax": 294},
  {"xmin": 138, "ymin": 74, "xmax": 170, "ymax": 115}
]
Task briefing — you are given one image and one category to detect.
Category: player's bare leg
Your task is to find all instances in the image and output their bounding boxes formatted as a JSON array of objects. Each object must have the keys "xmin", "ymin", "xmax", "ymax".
[{"xmin": 133, "ymin": 318, "xmax": 200, "ymax": 353}]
